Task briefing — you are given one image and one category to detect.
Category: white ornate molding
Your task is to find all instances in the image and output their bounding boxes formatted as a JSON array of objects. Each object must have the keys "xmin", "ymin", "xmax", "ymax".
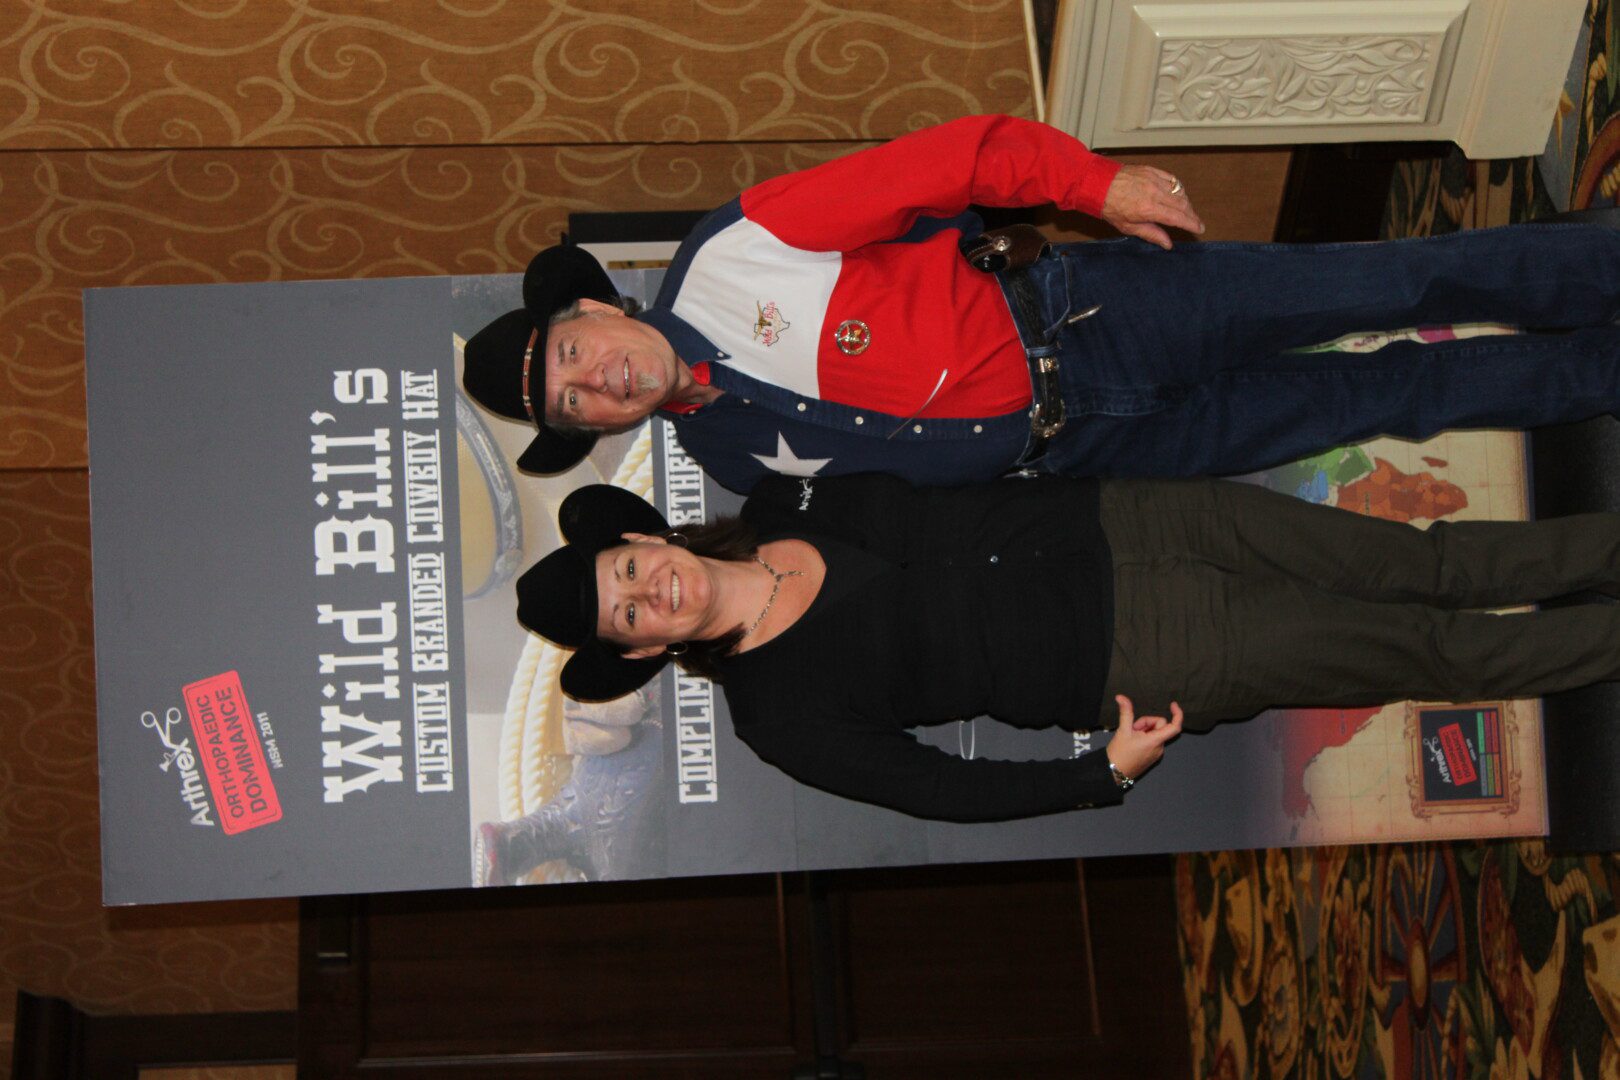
[
  {"xmin": 1045, "ymin": 0, "xmax": 1587, "ymax": 157},
  {"xmin": 1122, "ymin": 1, "xmax": 1468, "ymax": 131},
  {"xmin": 1150, "ymin": 34, "xmax": 1439, "ymax": 127}
]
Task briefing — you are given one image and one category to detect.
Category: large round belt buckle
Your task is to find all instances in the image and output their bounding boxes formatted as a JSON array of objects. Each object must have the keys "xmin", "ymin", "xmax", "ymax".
[{"xmin": 833, "ymin": 319, "xmax": 870, "ymax": 356}]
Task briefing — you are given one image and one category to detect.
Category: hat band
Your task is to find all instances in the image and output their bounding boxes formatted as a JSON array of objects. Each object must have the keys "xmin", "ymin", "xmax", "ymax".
[{"xmin": 519, "ymin": 327, "xmax": 540, "ymax": 425}]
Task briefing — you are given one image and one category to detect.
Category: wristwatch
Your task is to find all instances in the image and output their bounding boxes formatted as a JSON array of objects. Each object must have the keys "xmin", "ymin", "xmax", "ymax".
[{"xmin": 1108, "ymin": 761, "xmax": 1135, "ymax": 791}]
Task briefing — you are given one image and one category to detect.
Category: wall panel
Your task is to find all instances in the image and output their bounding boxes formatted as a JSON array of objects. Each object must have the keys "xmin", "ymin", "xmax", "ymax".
[
  {"xmin": 0, "ymin": 140, "xmax": 861, "ymax": 469},
  {"xmin": 0, "ymin": 0, "xmax": 1034, "ymax": 150},
  {"xmin": 0, "ymin": 470, "xmax": 299, "ymax": 1022}
]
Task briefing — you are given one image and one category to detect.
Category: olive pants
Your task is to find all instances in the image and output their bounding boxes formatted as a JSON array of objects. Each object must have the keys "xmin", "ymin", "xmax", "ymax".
[{"xmin": 1098, "ymin": 479, "xmax": 1620, "ymax": 730}]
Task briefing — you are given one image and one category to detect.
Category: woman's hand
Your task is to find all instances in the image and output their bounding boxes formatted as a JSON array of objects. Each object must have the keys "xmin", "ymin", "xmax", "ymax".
[
  {"xmin": 1105, "ymin": 694, "xmax": 1184, "ymax": 782},
  {"xmin": 1099, "ymin": 164, "xmax": 1205, "ymax": 250}
]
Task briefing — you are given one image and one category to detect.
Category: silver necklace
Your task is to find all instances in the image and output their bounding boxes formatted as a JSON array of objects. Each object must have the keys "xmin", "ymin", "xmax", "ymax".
[{"xmin": 747, "ymin": 554, "xmax": 803, "ymax": 636}]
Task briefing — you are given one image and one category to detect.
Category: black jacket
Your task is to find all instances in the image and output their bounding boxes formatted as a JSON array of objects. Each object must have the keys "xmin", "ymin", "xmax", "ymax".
[{"xmin": 715, "ymin": 473, "xmax": 1119, "ymax": 822}]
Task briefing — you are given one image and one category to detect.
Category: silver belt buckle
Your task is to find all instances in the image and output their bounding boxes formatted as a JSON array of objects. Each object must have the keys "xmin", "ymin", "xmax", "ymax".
[{"xmin": 1031, "ymin": 401, "xmax": 1065, "ymax": 439}]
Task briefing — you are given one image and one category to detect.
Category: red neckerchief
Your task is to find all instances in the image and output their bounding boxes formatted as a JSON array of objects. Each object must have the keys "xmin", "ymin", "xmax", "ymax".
[{"xmin": 660, "ymin": 361, "xmax": 712, "ymax": 416}]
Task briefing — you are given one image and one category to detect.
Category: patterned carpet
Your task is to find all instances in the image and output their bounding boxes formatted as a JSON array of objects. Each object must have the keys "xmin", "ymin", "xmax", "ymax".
[
  {"xmin": 1178, "ymin": 845, "xmax": 1620, "ymax": 1079},
  {"xmin": 1177, "ymin": 4, "xmax": 1620, "ymax": 1077}
]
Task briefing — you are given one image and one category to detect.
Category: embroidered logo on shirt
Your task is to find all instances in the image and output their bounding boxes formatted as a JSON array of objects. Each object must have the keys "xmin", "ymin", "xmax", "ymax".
[
  {"xmin": 833, "ymin": 319, "xmax": 870, "ymax": 356},
  {"xmin": 753, "ymin": 301, "xmax": 790, "ymax": 346},
  {"xmin": 798, "ymin": 478, "xmax": 814, "ymax": 511}
]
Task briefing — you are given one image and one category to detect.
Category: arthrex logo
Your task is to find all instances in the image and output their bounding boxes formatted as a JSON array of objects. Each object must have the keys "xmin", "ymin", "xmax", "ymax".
[{"xmin": 141, "ymin": 707, "xmax": 216, "ymax": 827}]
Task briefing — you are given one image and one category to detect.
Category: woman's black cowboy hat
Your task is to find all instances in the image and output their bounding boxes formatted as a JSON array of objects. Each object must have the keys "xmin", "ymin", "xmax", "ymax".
[
  {"xmin": 462, "ymin": 243, "xmax": 621, "ymax": 474},
  {"xmin": 517, "ymin": 484, "xmax": 673, "ymax": 701}
]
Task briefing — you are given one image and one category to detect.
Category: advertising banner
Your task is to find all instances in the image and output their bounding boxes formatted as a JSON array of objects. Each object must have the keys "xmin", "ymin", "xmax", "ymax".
[{"xmin": 86, "ymin": 273, "xmax": 1546, "ymax": 905}]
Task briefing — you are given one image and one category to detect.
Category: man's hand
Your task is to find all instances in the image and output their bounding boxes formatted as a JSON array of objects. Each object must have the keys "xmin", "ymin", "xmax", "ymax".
[
  {"xmin": 1105, "ymin": 694, "xmax": 1184, "ymax": 782},
  {"xmin": 1099, "ymin": 165, "xmax": 1205, "ymax": 250}
]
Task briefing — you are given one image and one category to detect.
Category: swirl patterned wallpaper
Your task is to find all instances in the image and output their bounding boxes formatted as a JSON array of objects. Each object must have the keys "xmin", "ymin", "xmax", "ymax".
[
  {"xmin": 0, "ymin": 471, "xmax": 298, "ymax": 1042},
  {"xmin": 1, "ymin": 2, "xmax": 1036, "ymax": 474},
  {"xmin": 0, "ymin": 140, "xmax": 867, "ymax": 469},
  {"xmin": 0, "ymin": 0, "xmax": 1034, "ymax": 150},
  {"xmin": 0, "ymin": 0, "xmax": 1038, "ymax": 1064}
]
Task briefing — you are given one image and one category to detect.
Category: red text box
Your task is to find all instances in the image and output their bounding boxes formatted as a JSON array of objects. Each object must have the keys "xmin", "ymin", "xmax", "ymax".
[
  {"xmin": 1437, "ymin": 722, "xmax": 1478, "ymax": 786},
  {"xmin": 183, "ymin": 671, "xmax": 282, "ymax": 835}
]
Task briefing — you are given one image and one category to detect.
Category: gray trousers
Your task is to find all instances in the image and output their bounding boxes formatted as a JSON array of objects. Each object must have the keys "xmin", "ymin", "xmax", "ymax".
[{"xmin": 1098, "ymin": 479, "xmax": 1620, "ymax": 730}]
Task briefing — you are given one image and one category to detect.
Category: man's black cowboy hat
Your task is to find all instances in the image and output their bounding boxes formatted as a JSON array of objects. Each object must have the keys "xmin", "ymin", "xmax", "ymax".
[
  {"xmin": 462, "ymin": 243, "xmax": 621, "ymax": 474},
  {"xmin": 517, "ymin": 484, "xmax": 673, "ymax": 701}
]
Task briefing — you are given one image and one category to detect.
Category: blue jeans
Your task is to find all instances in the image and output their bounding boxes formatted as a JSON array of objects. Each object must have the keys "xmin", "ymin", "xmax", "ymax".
[{"xmin": 1034, "ymin": 223, "xmax": 1620, "ymax": 477}]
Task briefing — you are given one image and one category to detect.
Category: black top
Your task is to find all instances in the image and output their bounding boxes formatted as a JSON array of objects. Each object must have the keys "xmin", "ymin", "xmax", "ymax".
[{"xmin": 716, "ymin": 473, "xmax": 1119, "ymax": 822}]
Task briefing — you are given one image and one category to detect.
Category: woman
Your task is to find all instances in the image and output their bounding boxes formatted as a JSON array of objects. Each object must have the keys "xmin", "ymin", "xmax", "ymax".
[{"xmin": 515, "ymin": 473, "xmax": 1620, "ymax": 824}]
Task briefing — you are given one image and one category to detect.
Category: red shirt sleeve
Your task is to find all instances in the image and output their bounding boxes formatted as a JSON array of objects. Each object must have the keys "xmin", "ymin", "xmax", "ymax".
[{"xmin": 739, "ymin": 114, "xmax": 1119, "ymax": 253}]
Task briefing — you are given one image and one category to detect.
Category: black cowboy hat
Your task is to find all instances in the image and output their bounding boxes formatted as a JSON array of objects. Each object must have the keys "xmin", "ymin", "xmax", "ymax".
[
  {"xmin": 517, "ymin": 485, "xmax": 673, "ymax": 701},
  {"xmin": 462, "ymin": 244, "xmax": 621, "ymax": 474}
]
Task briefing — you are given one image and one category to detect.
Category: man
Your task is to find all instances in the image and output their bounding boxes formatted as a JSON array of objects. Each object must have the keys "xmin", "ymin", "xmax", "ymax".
[{"xmin": 464, "ymin": 113, "xmax": 1620, "ymax": 492}]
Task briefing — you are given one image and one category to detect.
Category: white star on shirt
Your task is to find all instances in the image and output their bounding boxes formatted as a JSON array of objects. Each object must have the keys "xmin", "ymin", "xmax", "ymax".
[{"xmin": 752, "ymin": 433, "xmax": 832, "ymax": 477}]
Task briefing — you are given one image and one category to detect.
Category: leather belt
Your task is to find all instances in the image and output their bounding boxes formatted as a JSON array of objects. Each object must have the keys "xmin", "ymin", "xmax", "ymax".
[
  {"xmin": 968, "ymin": 226, "xmax": 1103, "ymax": 466},
  {"xmin": 1001, "ymin": 266, "xmax": 1066, "ymax": 463}
]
